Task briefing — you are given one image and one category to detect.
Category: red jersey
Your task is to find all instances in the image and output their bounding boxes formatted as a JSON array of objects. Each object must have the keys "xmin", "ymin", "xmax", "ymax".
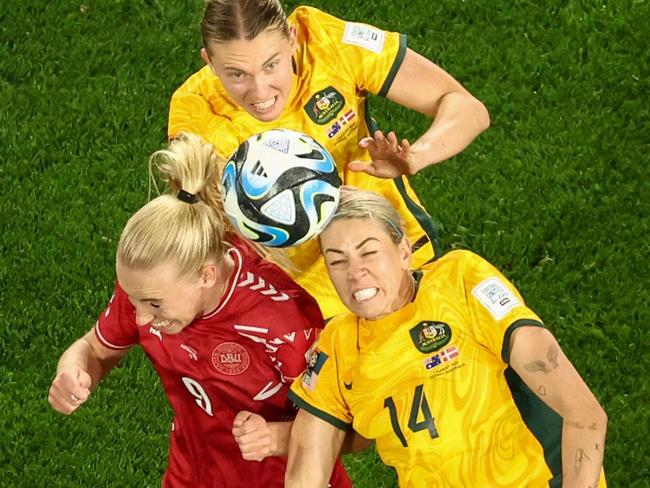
[{"xmin": 95, "ymin": 236, "xmax": 350, "ymax": 488}]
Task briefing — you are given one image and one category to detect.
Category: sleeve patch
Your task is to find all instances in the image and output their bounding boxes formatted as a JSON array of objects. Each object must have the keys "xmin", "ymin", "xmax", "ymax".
[
  {"xmin": 342, "ymin": 22, "xmax": 385, "ymax": 53},
  {"xmin": 301, "ymin": 350, "xmax": 329, "ymax": 391},
  {"xmin": 472, "ymin": 277, "xmax": 521, "ymax": 320}
]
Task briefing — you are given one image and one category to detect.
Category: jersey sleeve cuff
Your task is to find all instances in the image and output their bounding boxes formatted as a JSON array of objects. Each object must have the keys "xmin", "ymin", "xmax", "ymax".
[
  {"xmin": 501, "ymin": 318, "xmax": 546, "ymax": 363},
  {"xmin": 94, "ymin": 322, "xmax": 135, "ymax": 350},
  {"xmin": 287, "ymin": 390, "xmax": 352, "ymax": 431},
  {"xmin": 378, "ymin": 33, "xmax": 408, "ymax": 97}
]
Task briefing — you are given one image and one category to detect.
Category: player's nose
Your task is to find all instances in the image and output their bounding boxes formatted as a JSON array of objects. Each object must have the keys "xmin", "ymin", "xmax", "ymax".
[{"xmin": 134, "ymin": 306, "xmax": 154, "ymax": 327}]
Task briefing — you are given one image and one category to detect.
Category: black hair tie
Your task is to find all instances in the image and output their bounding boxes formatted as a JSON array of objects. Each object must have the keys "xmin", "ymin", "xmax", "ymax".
[{"xmin": 177, "ymin": 189, "xmax": 199, "ymax": 204}]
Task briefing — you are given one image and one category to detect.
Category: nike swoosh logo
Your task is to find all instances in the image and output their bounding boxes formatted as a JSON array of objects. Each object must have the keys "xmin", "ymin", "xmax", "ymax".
[{"xmin": 343, "ymin": 382, "xmax": 352, "ymax": 390}]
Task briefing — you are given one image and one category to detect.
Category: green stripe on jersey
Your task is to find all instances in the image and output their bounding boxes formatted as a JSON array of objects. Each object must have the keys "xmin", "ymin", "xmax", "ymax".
[
  {"xmin": 288, "ymin": 390, "xmax": 352, "ymax": 431},
  {"xmin": 379, "ymin": 34, "xmax": 408, "ymax": 97},
  {"xmin": 393, "ymin": 176, "xmax": 440, "ymax": 255},
  {"xmin": 502, "ymin": 319, "xmax": 562, "ymax": 486}
]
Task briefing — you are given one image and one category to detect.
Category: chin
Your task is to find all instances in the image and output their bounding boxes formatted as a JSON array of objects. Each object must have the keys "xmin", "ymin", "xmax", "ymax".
[{"xmin": 252, "ymin": 108, "xmax": 282, "ymax": 122}]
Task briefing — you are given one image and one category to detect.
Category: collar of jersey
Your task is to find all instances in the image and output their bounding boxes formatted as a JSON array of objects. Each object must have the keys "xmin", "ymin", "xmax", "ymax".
[{"xmin": 357, "ymin": 300, "xmax": 418, "ymax": 346}]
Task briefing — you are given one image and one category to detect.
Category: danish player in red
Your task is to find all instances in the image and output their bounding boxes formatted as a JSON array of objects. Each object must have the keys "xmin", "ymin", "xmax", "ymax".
[{"xmin": 47, "ymin": 133, "xmax": 351, "ymax": 488}]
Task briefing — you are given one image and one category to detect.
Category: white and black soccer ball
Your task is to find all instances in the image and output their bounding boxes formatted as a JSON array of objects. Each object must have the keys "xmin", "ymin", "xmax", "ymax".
[{"xmin": 221, "ymin": 129, "xmax": 342, "ymax": 247}]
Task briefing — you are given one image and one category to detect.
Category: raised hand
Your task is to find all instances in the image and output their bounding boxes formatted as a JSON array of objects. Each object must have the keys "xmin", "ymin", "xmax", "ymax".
[{"xmin": 348, "ymin": 130, "xmax": 417, "ymax": 178}]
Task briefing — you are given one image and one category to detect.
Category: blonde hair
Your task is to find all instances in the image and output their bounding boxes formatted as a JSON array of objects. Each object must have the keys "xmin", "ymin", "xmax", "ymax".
[
  {"xmin": 323, "ymin": 187, "xmax": 406, "ymax": 244},
  {"xmin": 201, "ymin": 0, "xmax": 289, "ymax": 50},
  {"xmin": 117, "ymin": 133, "xmax": 229, "ymax": 279}
]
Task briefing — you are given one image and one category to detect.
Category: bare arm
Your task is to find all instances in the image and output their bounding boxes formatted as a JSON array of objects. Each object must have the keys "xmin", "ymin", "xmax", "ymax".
[
  {"xmin": 233, "ymin": 410, "xmax": 369, "ymax": 462},
  {"xmin": 285, "ymin": 409, "xmax": 347, "ymax": 488},
  {"xmin": 48, "ymin": 328, "xmax": 129, "ymax": 414},
  {"xmin": 350, "ymin": 48, "xmax": 489, "ymax": 177},
  {"xmin": 509, "ymin": 326, "xmax": 607, "ymax": 488}
]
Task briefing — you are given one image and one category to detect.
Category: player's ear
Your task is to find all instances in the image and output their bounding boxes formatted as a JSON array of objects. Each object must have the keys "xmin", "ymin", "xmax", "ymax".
[
  {"xmin": 289, "ymin": 26, "xmax": 297, "ymax": 54},
  {"xmin": 199, "ymin": 263, "xmax": 218, "ymax": 288},
  {"xmin": 398, "ymin": 237, "xmax": 412, "ymax": 271},
  {"xmin": 200, "ymin": 47, "xmax": 219, "ymax": 76}
]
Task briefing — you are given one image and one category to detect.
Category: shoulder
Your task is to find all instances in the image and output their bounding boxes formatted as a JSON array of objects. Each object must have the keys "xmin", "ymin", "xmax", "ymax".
[
  {"xmin": 289, "ymin": 5, "xmax": 347, "ymax": 47},
  {"xmin": 426, "ymin": 249, "xmax": 489, "ymax": 275},
  {"xmin": 289, "ymin": 5, "xmax": 343, "ymax": 27},
  {"xmin": 172, "ymin": 65, "xmax": 218, "ymax": 98},
  {"xmin": 319, "ymin": 312, "xmax": 358, "ymax": 347},
  {"xmin": 417, "ymin": 250, "xmax": 492, "ymax": 300},
  {"xmin": 230, "ymin": 238, "xmax": 324, "ymax": 323}
]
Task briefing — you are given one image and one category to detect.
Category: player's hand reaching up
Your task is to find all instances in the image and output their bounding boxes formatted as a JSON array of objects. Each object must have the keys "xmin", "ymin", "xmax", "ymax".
[
  {"xmin": 349, "ymin": 130, "xmax": 418, "ymax": 178},
  {"xmin": 48, "ymin": 367, "xmax": 92, "ymax": 415}
]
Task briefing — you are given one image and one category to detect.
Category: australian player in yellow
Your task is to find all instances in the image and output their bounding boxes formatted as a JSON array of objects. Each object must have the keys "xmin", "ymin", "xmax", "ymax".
[
  {"xmin": 286, "ymin": 188, "xmax": 608, "ymax": 488},
  {"xmin": 168, "ymin": 0, "xmax": 490, "ymax": 318}
]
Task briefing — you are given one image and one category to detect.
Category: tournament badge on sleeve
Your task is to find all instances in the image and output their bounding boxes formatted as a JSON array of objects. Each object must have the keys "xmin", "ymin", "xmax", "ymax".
[{"xmin": 301, "ymin": 349, "xmax": 329, "ymax": 391}]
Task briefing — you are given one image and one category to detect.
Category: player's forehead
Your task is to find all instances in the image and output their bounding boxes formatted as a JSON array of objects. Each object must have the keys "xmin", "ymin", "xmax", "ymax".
[
  {"xmin": 116, "ymin": 259, "xmax": 184, "ymax": 299},
  {"xmin": 321, "ymin": 218, "xmax": 390, "ymax": 250},
  {"xmin": 209, "ymin": 28, "xmax": 290, "ymax": 69}
]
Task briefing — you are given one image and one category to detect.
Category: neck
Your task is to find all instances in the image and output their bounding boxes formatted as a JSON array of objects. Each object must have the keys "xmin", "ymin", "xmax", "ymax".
[{"xmin": 389, "ymin": 270, "xmax": 415, "ymax": 315}]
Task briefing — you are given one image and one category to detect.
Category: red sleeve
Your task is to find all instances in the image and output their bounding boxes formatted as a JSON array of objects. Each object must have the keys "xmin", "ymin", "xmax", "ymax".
[
  {"xmin": 268, "ymin": 292, "xmax": 325, "ymax": 382},
  {"xmin": 94, "ymin": 282, "xmax": 139, "ymax": 350}
]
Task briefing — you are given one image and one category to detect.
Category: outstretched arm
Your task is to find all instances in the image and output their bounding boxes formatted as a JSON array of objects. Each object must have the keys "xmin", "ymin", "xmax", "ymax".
[
  {"xmin": 349, "ymin": 48, "xmax": 490, "ymax": 178},
  {"xmin": 285, "ymin": 409, "xmax": 347, "ymax": 488},
  {"xmin": 509, "ymin": 326, "xmax": 607, "ymax": 488},
  {"xmin": 48, "ymin": 328, "xmax": 128, "ymax": 415}
]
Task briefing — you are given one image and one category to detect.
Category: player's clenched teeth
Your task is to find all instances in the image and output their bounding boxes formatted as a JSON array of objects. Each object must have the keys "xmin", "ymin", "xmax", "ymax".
[
  {"xmin": 354, "ymin": 288, "xmax": 378, "ymax": 302},
  {"xmin": 152, "ymin": 319, "xmax": 172, "ymax": 329},
  {"xmin": 252, "ymin": 97, "xmax": 276, "ymax": 111}
]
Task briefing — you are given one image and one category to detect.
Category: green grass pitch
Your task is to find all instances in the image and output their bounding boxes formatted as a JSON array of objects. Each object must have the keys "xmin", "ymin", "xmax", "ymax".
[{"xmin": 1, "ymin": 0, "xmax": 648, "ymax": 486}]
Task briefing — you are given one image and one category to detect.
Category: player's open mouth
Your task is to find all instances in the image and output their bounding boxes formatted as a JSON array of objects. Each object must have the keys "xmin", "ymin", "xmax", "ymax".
[
  {"xmin": 252, "ymin": 97, "xmax": 276, "ymax": 112},
  {"xmin": 152, "ymin": 319, "xmax": 171, "ymax": 329},
  {"xmin": 354, "ymin": 288, "xmax": 378, "ymax": 302}
]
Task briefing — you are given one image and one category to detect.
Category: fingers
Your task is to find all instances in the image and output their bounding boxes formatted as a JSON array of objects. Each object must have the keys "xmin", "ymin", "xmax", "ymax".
[
  {"xmin": 48, "ymin": 368, "xmax": 92, "ymax": 415},
  {"xmin": 347, "ymin": 160, "xmax": 377, "ymax": 176},
  {"xmin": 361, "ymin": 131, "xmax": 404, "ymax": 152},
  {"xmin": 232, "ymin": 410, "xmax": 252, "ymax": 429},
  {"xmin": 232, "ymin": 412, "xmax": 271, "ymax": 461}
]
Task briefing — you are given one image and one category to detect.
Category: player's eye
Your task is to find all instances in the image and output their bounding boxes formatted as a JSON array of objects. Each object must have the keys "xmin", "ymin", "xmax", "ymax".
[
  {"xmin": 361, "ymin": 251, "xmax": 378, "ymax": 258},
  {"xmin": 149, "ymin": 303, "xmax": 161, "ymax": 309},
  {"xmin": 229, "ymin": 71, "xmax": 245, "ymax": 80},
  {"xmin": 327, "ymin": 259, "xmax": 345, "ymax": 267},
  {"xmin": 265, "ymin": 61, "xmax": 279, "ymax": 71}
]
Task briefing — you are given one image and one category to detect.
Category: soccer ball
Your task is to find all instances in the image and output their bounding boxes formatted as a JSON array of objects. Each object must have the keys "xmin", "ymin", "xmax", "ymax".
[{"xmin": 221, "ymin": 129, "xmax": 342, "ymax": 247}]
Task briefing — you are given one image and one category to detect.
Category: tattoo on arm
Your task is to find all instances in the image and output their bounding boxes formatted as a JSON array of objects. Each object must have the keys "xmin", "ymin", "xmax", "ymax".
[
  {"xmin": 524, "ymin": 345, "xmax": 560, "ymax": 374},
  {"xmin": 547, "ymin": 344, "xmax": 559, "ymax": 369},
  {"xmin": 573, "ymin": 448, "xmax": 592, "ymax": 477},
  {"xmin": 524, "ymin": 360, "xmax": 551, "ymax": 374},
  {"xmin": 567, "ymin": 420, "xmax": 585, "ymax": 429}
]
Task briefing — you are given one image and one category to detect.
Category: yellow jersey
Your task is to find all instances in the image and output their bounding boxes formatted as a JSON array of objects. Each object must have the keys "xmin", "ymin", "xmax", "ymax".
[
  {"xmin": 289, "ymin": 250, "xmax": 606, "ymax": 487},
  {"xmin": 168, "ymin": 6, "xmax": 437, "ymax": 318}
]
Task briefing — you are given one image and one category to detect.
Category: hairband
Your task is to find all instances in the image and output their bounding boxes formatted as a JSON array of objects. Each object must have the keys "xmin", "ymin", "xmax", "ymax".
[{"xmin": 177, "ymin": 189, "xmax": 199, "ymax": 204}]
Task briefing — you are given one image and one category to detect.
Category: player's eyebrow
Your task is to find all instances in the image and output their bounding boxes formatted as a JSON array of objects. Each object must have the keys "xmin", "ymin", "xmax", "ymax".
[
  {"xmin": 223, "ymin": 52, "xmax": 282, "ymax": 71},
  {"xmin": 324, "ymin": 237, "xmax": 380, "ymax": 254}
]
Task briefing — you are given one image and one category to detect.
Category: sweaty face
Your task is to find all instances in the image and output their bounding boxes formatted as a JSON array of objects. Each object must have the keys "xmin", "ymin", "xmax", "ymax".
[
  {"xmin": 204, "ymin": 28, "xmax": 295, "ymax": 122},
  {"xmin": 320, "ymin": 218, "xmax": 412, "ymax": 320},
  {"xmin": 116, "ymin": 260, "xmax": 216, "ymax": 335}
]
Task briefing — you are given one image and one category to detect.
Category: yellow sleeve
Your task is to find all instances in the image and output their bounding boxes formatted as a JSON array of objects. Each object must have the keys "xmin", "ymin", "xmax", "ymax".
[
  {"xmin": 288, "ymin": 321, "xmax": 353, "ymax": 430},
  {"xmin": 168, "ymin": 69, "xmax": 241, "ymax": 160},
  {"xmin": 456, "ymin": 251, "xmax": 544, "ymax": 363},
  {"xmin": 292, "ymin": 6, "xmax": 406, "ymax": 96}
]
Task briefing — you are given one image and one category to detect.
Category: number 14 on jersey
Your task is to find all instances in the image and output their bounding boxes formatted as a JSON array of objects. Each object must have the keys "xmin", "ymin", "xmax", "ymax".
[{"xmin": 384, "ymin": 384, "xmax": 439, "ymax": 447}]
